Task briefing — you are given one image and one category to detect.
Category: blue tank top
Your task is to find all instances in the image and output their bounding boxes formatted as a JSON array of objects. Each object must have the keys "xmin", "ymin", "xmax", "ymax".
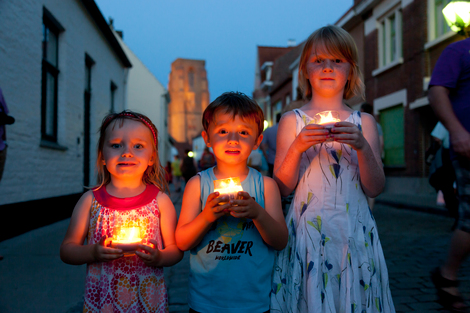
[{"xmin": 188, "ymin": 167, "xmax": 275, "ymax": 313}]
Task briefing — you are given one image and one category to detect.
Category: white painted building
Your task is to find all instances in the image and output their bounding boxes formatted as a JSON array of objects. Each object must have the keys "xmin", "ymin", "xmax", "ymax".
[
  {"xmin": 111, "ymin": 27, "xmax": 172, "ymax": 167},
  {"xmin": 0, "ymin": 0, "xmax": 131, "ymax": 205}
]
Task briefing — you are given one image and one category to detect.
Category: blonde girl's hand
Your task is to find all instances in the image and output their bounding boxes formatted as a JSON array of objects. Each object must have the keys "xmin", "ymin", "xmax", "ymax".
[
  {"xmin": 202, "ymin": 192, "xmax": 231, "ymax": 223},
  {"xmin": 92, "ymin": 235, "xmax": 123, "ymax": 262},
  {"xmin": 330, "ymin": 121, "xmax": 368, "ymax": 150},
  {"xmin": 228, "ymin": 191, "xmax": 262, "ymax": 219},
  {"xmin": 136, "ymin": 239, "xmax": 161, "ymax": 266},
  {"xmin": 292, "ymin": 124, "xmax": 329, "ymax": 153}
]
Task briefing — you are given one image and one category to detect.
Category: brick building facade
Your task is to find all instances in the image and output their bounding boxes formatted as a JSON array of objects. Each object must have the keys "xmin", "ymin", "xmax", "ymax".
[{"xmin": 337, "ymin": 0, "xmax": 462, "ymax": 193}]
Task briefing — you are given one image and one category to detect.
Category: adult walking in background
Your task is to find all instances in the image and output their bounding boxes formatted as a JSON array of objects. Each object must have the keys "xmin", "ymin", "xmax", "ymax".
[
  {"xmin": 180, "ymin": 149, "xmax": 197, "ymax": 185},
  {"xmin": 261, "ymin": 113, "xmax": 280, "ymax": 178},
  {"xmin": 171, "ymin": 155, "xmax": 182, "ymax": 192},
  {"xmin": 428, "ymin": 36, "xmax": 470, "ymax": 313},
  {"xmin": 428, "ymin": 122, "xmax": 459, "ymax": 230}
]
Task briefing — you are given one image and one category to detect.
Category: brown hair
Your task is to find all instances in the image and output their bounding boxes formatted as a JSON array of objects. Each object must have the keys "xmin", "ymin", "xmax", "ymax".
[
  {"xmin": 202, "ymin": 91, "xmax": 264, "ymax": 137},
  {"xmin": 298, "ymin": 25, "xmax": 365, "ymax": 101},
  {"xmin": 94, "ymin": 110, "xmax": 168, "ymax": 193}
]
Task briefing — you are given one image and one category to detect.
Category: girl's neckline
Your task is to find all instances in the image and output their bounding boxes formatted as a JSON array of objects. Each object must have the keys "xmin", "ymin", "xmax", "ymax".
[
  {"xmin": 295, "ymin": 108, "xmax": 356, "ymax": 122},
  {"xmin": 93, "ymin": 184, "xmax": 160, "ymax": 210}
]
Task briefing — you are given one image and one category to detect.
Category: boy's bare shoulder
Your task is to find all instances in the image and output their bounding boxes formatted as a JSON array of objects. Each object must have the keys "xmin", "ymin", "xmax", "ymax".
[{"xmin": 262, "ymin": 175, "xmax": 278, "ymax": 189}]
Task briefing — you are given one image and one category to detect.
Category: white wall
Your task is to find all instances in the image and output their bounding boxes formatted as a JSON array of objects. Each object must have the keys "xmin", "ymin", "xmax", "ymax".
[
  {"xmin": 0, "ymin": 0, "xmax": 128, "ymax": 205},
  {"xmin": 113, "ymin": 29, "xmax": 171, "ymax": 166}
]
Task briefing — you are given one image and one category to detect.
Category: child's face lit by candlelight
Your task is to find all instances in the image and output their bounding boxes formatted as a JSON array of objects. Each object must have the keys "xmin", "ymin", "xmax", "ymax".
[
  {"xmin": 202, "ymin": 112, "xmax": 262, "ymax": 166},
  {"xmin": 305, "ymin": 45, "xmax": 351, "ymax": 97},
  {"xmin": 102, "ymin": 119, "xmax": 156, "ymax": 184}
]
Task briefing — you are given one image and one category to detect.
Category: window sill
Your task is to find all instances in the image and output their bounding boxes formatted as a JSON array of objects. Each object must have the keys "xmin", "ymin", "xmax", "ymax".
[
  {"xmin": 40, "ymin": 139, "xmax": 68, "ymax": 151},
  {"xmin": 424, "ymin": 32, "xmax": 456, "ymax": 50},
  {"xmin": 372, "ymin": 57, "xmax": 404, "ymax": 77}
]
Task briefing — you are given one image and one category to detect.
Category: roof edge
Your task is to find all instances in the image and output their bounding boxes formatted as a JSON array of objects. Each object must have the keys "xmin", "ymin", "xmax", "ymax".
[{"xmin": 80, "ymin": 0, "xmax": 132, "ymax": 68}]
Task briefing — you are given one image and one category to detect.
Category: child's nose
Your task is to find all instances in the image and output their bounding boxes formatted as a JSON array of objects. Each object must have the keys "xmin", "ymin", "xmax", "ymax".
[
  {"xmin": 322, "ymin": 59, "xmax": 334, "ymax": 71},
  {"xmin": 121, "ymin": 146, "xmax": 133, "ymax": 156},
  {"xmin": 227, "ymin": 132, "xmax": 239, "ymax": 143}
]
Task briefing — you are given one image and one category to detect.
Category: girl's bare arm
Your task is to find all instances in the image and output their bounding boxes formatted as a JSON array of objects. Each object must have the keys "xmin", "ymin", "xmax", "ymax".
[{"xmin": 60, "ymin": 191, "xmax": 123, "ymax": 265}]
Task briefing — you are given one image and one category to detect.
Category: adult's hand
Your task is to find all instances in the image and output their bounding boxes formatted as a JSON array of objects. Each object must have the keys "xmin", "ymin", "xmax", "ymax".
[{"xmin": 451, "ymin": 130, "xmax": 470, "ymax": 159}]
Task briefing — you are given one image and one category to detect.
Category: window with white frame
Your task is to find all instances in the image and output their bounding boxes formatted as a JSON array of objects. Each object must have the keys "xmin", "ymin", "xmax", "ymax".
[
  {"xmin": 378, "ymin": 8, "xmax": 402, "ymax": 68},
  {"xmin": 428, "ymin": 0, "xmax": 451, "ymax": 41}
]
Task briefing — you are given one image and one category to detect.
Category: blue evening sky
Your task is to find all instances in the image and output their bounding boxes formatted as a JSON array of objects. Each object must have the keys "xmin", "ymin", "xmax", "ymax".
[{"xmin": 95, "ymin": 0, "xmax": 353, "ymax": 101}]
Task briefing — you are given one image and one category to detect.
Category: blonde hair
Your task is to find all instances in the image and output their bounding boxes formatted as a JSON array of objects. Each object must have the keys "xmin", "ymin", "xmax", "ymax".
[
  {"xmin": 298, "ymin": 25, "xmax": 365, "ymax": 101},
  {"xmin": 94, "ymin": 110, "xmax": 169, "ymax": 193}
]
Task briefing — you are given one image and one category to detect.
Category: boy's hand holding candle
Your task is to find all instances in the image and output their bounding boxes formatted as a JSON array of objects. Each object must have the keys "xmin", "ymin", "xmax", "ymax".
[
  {"xmin": 202, "ymin": 191, "xmax": 232, "ymax": 223},
  {"xmin": 227, "ymin": 191, "xmax": 262, "ymax": 219}
]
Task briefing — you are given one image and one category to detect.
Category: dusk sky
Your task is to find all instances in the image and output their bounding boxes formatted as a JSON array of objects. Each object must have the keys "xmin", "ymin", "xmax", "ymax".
[{"xmin": 95, "ymin": 0, "xmax": 353, "ymax": 101}]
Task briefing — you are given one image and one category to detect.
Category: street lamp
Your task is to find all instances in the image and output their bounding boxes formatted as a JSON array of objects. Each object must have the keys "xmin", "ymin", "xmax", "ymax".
[{"xmin": 443, "ymin": 0, "xmax": 470, "ymax": 37}]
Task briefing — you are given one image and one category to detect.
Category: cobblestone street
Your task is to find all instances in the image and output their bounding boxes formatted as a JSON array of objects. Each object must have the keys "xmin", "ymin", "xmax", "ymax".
[{"xmin": 1, "ymin": 194, "xmax": 469, "ymax": 312}]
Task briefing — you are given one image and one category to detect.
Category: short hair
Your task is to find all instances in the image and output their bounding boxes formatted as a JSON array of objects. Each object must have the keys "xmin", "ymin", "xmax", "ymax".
[
  {"xmin": 298, "ymin": 25, "xmax": 365, "ymax": 101},
  {"xmin": 202, "ymin": 91, "xmax": 264, "ymax": 137},
  {"xmin": 360, "ymin": 102, "xmax": 373, "ymax": 114}
]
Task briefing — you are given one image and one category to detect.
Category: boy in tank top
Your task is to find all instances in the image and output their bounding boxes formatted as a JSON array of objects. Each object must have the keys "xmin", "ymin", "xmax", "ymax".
[{"xmin": 176, "ymin": 92, "xmax": 288, "ymax": 313}]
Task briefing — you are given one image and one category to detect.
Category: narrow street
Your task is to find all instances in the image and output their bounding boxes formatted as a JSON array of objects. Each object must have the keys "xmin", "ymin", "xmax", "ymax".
[{"xmin": 0, "ymin": 194, "xmax": 468, "ymax": 312}]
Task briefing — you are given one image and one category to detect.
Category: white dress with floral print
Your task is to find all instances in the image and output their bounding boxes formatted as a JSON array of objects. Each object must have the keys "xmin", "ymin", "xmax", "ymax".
[{"xmin": 270, "ymin": 110, "xmax": 395, "ymax": 313}]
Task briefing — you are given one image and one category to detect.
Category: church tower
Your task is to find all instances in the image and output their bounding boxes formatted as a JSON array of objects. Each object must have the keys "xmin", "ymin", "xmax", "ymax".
[{"xmin": 168, "ymin": 58, "xmax": 210, "ymax": 145}]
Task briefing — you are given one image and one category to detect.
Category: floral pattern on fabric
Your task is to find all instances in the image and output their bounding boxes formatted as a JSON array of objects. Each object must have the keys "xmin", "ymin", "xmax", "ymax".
[
  {"xmin": 270, "ymin": 110, "xmax": 395, "ymax": 313},
  {"xmin": 83, "ymin": 198, "xmax": 168, "ymax": 313}
]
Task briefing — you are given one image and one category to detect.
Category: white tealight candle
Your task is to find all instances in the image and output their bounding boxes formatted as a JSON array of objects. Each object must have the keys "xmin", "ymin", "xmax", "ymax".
[
  {"xmin": 214, "ymin": 177, "xmax": 243, "ymax": 205},
  {"xmin": 111, "ymin": 226, "xmax": 143, "ymax": 256}
]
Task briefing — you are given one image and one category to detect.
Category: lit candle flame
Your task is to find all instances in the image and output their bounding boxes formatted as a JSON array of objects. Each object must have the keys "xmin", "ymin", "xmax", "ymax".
[
  {"xmin": 315, "ymin": 111, "xmax": 341, "ymax": 125},
  {"xmin": 214, "ymin": 177, "xmax": 243, "ymax": 198},
  {"xmin": 114, "ymin": 226, "xmax": 142, "ymax": 244}
]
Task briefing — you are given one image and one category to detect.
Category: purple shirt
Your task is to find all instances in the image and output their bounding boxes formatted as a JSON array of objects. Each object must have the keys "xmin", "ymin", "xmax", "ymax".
[
  {"xmin": 429, "ymin": 38, "xmax": 470, "ymax": 135},
  {"xmin": 0, "ymin": 87, "xmax": 8, "ymax": 151}
]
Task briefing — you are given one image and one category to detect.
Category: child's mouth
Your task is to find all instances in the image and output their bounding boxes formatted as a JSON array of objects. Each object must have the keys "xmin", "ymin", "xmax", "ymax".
[{"xmin": 225, "ymin": 150, "xmax": 240, "ymax": 155}]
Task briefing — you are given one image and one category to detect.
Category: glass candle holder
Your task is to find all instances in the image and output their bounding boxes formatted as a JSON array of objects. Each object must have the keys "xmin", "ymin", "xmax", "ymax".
[
  {"xmin": 313, "ymin": 110, "xmax": 341, "ymax": 130},
  {"xmin": 213, "ymin": 177, "xmax": 243, "ymax": 205},
  {"xmin": 111, "ymin": 223, "xmax": 143, "ymax": 256}
]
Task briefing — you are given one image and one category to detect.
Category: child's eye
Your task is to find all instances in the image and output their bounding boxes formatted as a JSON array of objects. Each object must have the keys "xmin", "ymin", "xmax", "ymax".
[
  {"xmin": 334, "ymin": 59, "xmax": 342, "ymax": 63},
  {"xmin": 239, "ymin": 130, "xmax": 249, "ymax": 135},
  {"xmin": 134, "ymin": 144, "xmax": 143, "ymax": 149},
  {"xmin": 315, "ymin": 58, "xmax": 322, "ymax": 63},
  {"xmin": 111, "ymin": 144, "xmax": 121, "ymax": 149},
  {"xmin": 219, "ymin": 129, "xmax": 227, "ymax": 134}
]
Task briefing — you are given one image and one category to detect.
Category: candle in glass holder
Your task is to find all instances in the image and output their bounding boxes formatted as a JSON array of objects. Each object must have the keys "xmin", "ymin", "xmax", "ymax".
[
  {"xmin": 213, "ymin": 177, "xmax": 243, "ymax": 205},
  {"xmin": 111, "ymin": 225, "xmax": 143, "ymax": 256},
  {"xmin": 313, "ymin": 110, "xmax": 341, "ymax": 130}
]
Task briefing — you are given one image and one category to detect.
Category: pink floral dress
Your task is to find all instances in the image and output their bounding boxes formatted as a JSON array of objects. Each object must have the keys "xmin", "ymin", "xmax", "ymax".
[{"xmin": 83, "ymin": 184, "xmax": 168, "ymax": 313}]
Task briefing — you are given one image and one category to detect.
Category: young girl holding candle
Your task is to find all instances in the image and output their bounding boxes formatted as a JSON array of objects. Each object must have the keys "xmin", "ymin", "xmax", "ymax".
[
  {"xmin": 175, "ymin": 92, "xmax": 288, "ymax": 313},
  {"xmin": 270, "ymin": 25, "xmax": 395, "ymax": 312},
  {"xmin": 60, "ymin": 110, "xmax": 183, "ymax": 312}
]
